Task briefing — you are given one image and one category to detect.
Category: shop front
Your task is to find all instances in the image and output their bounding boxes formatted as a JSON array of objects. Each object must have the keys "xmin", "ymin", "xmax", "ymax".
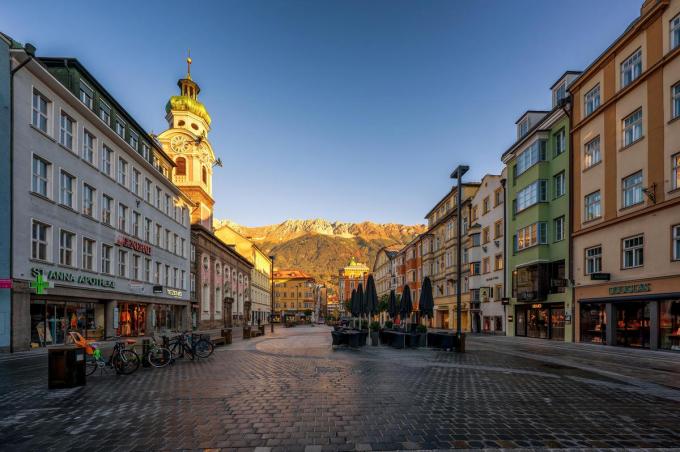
[
  {"xmin": 30, "ymin": 299, "xmax": 105, "ymax": 347},
  {"xmin": 514, "ymin": 302, "xmax": 565, "ymax": 341},
  {"xmin": 576, "ymin": 277, "xmax": 680, "ymax": 351}
]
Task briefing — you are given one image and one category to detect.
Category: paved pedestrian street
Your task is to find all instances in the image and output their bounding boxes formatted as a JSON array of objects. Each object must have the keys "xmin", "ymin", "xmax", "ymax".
[{"xmin": 1, "ymin": 326, "xmax": 680, "ymax": 451}]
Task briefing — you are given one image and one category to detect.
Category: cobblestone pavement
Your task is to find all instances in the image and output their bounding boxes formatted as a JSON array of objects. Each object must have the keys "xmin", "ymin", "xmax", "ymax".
[{"xmin": 1, "ymin": 326, "xmax": 680, "ymax": 451}]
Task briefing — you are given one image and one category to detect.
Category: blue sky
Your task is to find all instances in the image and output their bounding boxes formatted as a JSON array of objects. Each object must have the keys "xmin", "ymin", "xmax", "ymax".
[{"xmin": 3, "ymin": 0, "xmax": 642, "ymax": 226}]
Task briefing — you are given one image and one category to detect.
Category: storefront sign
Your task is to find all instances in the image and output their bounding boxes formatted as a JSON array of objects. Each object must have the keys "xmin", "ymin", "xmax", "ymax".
[
  {"xmin": 508, "ymin": 315, "xmax": 513, "ymax": 322},
  {"xmin": 116, "ymin": 236, "xmax": 152, "ymax": 255},
  {"xmin": 0, "ymin": 279, "xmax": 12, "ymax": 289},
  {"xmin": 531, "ymin": 303, "xmax": 543, "ymax": 309},
  {"xmin": 609, "ymin": 284, "xmax": 651, "ymax": 295},
  {"xmin": 153, "ymin": 285, "xmax": 163, "ymax": 294},
  {"xmin": 29, "ymin": 273, "xmax": 52, "ymax": 294},
  {"xmin": 479, "ymin": 287, "xmax": 490, "ymax": 301},
  {"xmin": 166, "ymin": 288, "xmax": 183, "ymax": 298},
  {"xmin": 31, "ymin": 268, "xmax": 115, "ymax": 289},
  {"xmin": 501, "ymin": 297, "xmax": 510, "ymax": 305},
  {"xmin": 591, "ymin": 272, "xmax": 611, "ymax": 281}
]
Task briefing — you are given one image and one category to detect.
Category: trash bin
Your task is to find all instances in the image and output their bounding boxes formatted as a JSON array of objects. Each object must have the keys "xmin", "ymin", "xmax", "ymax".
[
  {"xmin": 453, "ymin": 333, "xmax": 466, "ymax": 353},
  {"xmin": 243, "ymin": 326, "xmax": 252, "ymax": 339},
  {"xmin": 222, "ymin": 328, "xmax": 232, "ymax": 345},
  {"xmin": 48, "ymin": 345, "xmax": 86, "ymax": 389}
]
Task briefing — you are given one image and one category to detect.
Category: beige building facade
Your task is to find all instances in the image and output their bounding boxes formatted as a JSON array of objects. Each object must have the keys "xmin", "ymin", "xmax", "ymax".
[{"xmin": 570, "ymin": 0, "xmax": 680, "ymax": 350}]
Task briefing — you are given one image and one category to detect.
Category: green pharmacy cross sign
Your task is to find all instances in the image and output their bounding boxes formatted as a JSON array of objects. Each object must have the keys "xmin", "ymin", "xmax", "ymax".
[{"xmin": 30, "ymin": 273, "xmax": 53, "ymax": 295}]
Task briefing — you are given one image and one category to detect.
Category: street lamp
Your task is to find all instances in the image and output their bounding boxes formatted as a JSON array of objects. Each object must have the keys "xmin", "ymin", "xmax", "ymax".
[
  {"xmin": 269, "ymin": 255, "xmax": 275, "ymax": 333},
  {"xmin": 450, "ymin": 164, "xmax": 469, "ymax": 348}
]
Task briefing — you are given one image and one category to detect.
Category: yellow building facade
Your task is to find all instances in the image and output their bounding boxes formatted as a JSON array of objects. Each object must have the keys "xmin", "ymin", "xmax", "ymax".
[{"xmin": 273, "ymin": 270, "xmax": 316, "ymax": 321}]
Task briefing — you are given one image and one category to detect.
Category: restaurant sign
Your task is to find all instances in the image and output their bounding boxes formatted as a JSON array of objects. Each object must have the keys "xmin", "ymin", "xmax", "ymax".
[
  {"xmin": 31, "ymin": 268, "xmax": 115, "ymax": 289},
  {"xmin": 609, "ymin": 283, "xmax": 651, "ymax": 295},
  {"xmin": 166, "ymin": 288, "xmax": 183, "ymax": 298},
  {"xmin": 116, "ymin": 236, "xmax": 152, "ymax": 255}
]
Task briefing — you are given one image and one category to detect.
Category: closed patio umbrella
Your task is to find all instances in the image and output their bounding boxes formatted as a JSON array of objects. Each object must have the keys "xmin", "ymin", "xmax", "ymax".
[
  {"xmin": 401, "ymin": 285, "xmax": 413, "ymax": 329},
  {"xmin": 356, "ymin": 283, "xmax": 365, "ymax": 329},
  {"xmin": 387, "ymin": 290, "xmax": 397, "ymax": 321},
  {"xmin": 365, "ymin": 275, "xmax": 378, "ymax": 320},
  {"xmin": 419, "ymin": 277, "xmax": 434, "ymax": 325}
]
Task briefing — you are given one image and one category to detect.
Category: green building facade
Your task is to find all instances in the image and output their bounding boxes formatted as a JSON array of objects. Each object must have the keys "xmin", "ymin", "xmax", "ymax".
[{"xmin": 502, "ymin": 72, "xmax": 580, "ymax": 342}]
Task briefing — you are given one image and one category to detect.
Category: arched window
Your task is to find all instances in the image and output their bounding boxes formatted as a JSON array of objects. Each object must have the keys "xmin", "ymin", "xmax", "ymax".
[
  {"xmin": 202, "ymin": 166, "xmax": 207, "ymax": 184},
  {"xmin": 175, "ymin": 157, "xmax": 186, "ymax": 176}
]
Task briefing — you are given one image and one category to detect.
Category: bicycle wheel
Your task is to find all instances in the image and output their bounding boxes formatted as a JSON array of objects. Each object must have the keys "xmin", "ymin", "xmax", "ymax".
[
  {"xmin": 194, "ymin": 339, "xmax": 214, "ymax": 359},
  {"xmin": 85, "ymin": 355, "xmax": 99, "ymax": 376},
  {"xmin": 169, "ymin": 340, "xmax": 183, "ymax": 360},
  {"xmin": 147, "ymin": 347, "xmax": 172, "ymax": 368},
  {"xmin": 113, "ymin": 349, "xmax": 140, "ymax": 375}
]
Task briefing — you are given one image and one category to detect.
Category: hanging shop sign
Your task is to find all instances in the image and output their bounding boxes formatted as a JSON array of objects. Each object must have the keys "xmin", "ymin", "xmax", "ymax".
[
  {"xmin": 507, "ymin": 315, "xmax": 513, "ymax": 322},
  {"xmin": 29, "ymin": 273, "xmax": 53, "ymax": 294},
  {"xmin": 501, "ymin": 297, "xmax": 510, "ymax": 305},
  {"xmin": 591, "ymin": 272, "xmax": 611, "ymax": 281},
  {"xmin": 116, "ymin": 236, "xmax": 152, "ymax": 255},
  {"xmin": 531, "ymin": 303, "xmax": 543, "ymax": 309},
  {"xmin": 31, "ymin": 268, "xmax": 114, "ymax": 289},
  {"xmin": 0, "ymin": 279, "xmax": 12, "ymax": 289},
  {"xmin": 609, "ymin": 283, "xmax": 651, "ymax": 295},
  {"xmin": 479, "ymin": 287, "xmax": 490, "ymax": 301},
  {"xmin": 166, "ymin": 288, "xmax": 183, "ymax": 298},
  {"xmin": 153, "ymin": 285, "xmax": 163, "ymax": 294}
]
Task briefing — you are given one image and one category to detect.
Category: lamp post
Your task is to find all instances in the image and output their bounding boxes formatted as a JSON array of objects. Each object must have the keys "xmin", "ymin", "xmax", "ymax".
[
  {"xmin": 450, "ymin": 165, "xmax": 469, "ymax": 347},
  {"xmin": 269, "ymin": 255, "xmax": 275, "ymax": 333}
]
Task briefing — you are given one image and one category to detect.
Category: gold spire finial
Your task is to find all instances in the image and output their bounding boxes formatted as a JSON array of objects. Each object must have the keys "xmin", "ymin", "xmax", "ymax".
[{"xmin": 186, "ymin": 49, "xmax": 192, "ymax": 79}]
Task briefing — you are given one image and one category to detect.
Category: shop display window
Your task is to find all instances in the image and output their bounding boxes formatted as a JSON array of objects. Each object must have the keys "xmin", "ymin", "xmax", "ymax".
[
  {"xmin": 117, "ymin": 303, "xmax": 147, "ymax": 337},
  {"xmin": 527, "ymin": 308, "xmax": 549, "ymax": 339},
  {"xmin": 580, "ymin": 303, "xmax": 607, "ymax": 344},
  {"xmin": 30, "ymin": 300, "xmax": 101, "ymax": 348},
  {"xmin": 659, "ymin": 300, "xmax": 680, "ymax": 351},
  {"xmin": 550, "ymin": 308, "xmax": 565, "ymax": 341},
  {"xmin": 615, "ymin": 302, "xmax": 650, "ymax": 348}
]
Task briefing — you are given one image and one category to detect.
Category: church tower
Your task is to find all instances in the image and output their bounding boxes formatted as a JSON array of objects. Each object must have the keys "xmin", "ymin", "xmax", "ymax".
[{"xmin": 158, "ymin": 54, "xmax": 218, "ymax": 230}]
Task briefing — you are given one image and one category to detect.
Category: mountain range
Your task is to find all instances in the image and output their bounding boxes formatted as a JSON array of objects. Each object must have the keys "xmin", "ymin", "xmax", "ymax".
[{"xmin": 213, "ymin": 219, "xmax": 426, "ymax": 288}]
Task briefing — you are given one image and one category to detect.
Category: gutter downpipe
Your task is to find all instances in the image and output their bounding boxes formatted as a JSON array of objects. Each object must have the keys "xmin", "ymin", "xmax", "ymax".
[
  {"xmin": 565, "ymin": 100, "xmax": 576, "ymax": 343},
  {"xmin": 9, "ymin": 44, "xmax": 36, "ymax": 352},
  {"xmin": 500, "ymin": 177, "xmax": 507, "ymax": 335}
]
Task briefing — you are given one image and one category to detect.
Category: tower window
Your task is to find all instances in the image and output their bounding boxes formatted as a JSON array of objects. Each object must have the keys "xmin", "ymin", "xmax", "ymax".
[
  {"xmin": 178, "ymin": 120, "xmax": 185, "ymax": 127},
  {"xmin": 191, "ymin": 123, "xmax": 199, "ymax": 130},
  {"xmin": 176, "ymin": 157, "xmax": 186, "ymax": 176},
  {"xmin": 202, "ymin": 166, "xmax": 207, "ymax": 184}
]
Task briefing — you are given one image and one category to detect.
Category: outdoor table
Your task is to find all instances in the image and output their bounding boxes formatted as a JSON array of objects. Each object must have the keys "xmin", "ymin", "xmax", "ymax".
[
  {"xmin": 382, "ymin": 330, "xmax": 419, "ymax": 348},
  {"xmin": 427, "ymin": 331, "xmax": 456, "ymax": 350},
  {"xmin": 331, "ymin": 330, "xmax": 363, "ymax": 348}
]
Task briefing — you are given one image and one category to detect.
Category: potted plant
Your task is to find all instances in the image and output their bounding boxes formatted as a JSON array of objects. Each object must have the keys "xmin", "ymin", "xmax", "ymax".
[
  {"xmin": 385, "ymin": 320, "xmax": 393, "ymax": 329},
  {"xmin": 416, "ymin": 324, "xmax": 427, "ymax": 347},
  {"xmin": 370, "ymin": 321, "xmax": 380, "ymax": 346}
]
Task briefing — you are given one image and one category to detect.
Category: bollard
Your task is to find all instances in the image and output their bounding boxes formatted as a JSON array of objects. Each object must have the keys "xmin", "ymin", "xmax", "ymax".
[{"xmin": 142, "ymin": 339, "xmax": 151, "ymax": 367}]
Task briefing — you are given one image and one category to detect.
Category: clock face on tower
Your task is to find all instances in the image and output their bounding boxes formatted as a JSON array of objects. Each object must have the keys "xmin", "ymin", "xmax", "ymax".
[{"xmin": 170, "ymin": 135, "xmax": 191, "ymax": 153}]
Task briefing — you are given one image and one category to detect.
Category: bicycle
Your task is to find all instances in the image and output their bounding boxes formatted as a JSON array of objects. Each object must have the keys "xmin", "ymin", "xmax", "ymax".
[
  {"xmin": 166, "ymin": 331, "xmax": 214, "ymax": 360},
  {"xmin": 68, "ymin": 332, "xmax": 140, "ymax": 376},
  {"xmin": 145, "ymin": 336, "xmax": 173, "ymax": 368}
]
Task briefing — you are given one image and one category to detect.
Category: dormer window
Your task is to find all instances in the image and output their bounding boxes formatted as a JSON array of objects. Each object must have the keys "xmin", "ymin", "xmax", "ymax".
[
  {"xmin": 129, "ymin": 130, "xmax": 139, "ymax": 150},
  {"xmin": 553, "ymin": 82, "xmax": 567, "ymax": 106},
  {"xmin": 116, "ymin": 119, "xmax": 126, "ymax": 138},
  {"xmin": 79, "ymin": 80, "xmax": 94, "ymax": 110},
  {"xmin": 518, "ymin": 118, "xmax": 529, "ymax": 138}
]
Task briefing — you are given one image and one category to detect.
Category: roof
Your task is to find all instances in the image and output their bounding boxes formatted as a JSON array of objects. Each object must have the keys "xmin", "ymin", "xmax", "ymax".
[
  {"xmin": 424, "ymin": 182, "xmax": 481, "ymax": 219},
  {"xmin": 514, "ymin": 110, "xmax": 550, "ymax": 125},
  {"xmin": 502, "ymin": 104, "xmax": 567, "ymax": 161},
  {"xmin": 191, "ymin": 224, "xmax": 253, "ymax": 268},
  {"xmin": 273, "ymin": 269, "xmax": 314, "ymax": 280},
  {"xmin": 37, "ymin": 57, "xmax": 165, "ymax": 156},
  {"xmin": 549, "ymin": 70, "xmax": 582, "ymax": 90}
]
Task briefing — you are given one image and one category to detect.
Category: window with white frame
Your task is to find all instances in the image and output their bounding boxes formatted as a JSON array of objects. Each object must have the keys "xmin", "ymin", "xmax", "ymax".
[
  {"xmin": 59, "ymin": 112, "xmax": 74, "ymax": 150},
  {"xmin": 83, "ymin": 183, "xmax": 95, "ymax": 217},
  {"xmin": 102, "ymin": 145, "xmax": 113, "ymax": 176},
  {"xmin": 132, "ymin": 211, "xmax": 140, "ymax": 237},
  {"xmin": 181, "ymin": 238, "xmax": 186, "ymax": 258},
  {"xmin": 622, "ymin": 235, "xmax": 643, "ymax": 269},
  {"xmin": 132, "ymin": 169, "xmax": 140, "ymax": 195},
  {"xmin": 102, "ymin": 194, "xmax": 112, "ymax": 225},
  {"xmin": 144, "ymin": 178, "xmax": 152, "ymax": 203},
  {"xmin": 155, "ymin": 262, "xmax": 162, "ymax": 284},
  {"xmin": 515, "ymin": 139, "xmax": 547, "ymax": 176},
  {"xmin": 31, "ymin": 220, "xmax": 50, "ymax": 261},
  {"xmin": 101, "ymin": 244, "xmax": 112, "ymax": 274},
  {"xmin": 31, "ymin": 155, "xmax": 50, "ymax": 197},
  {"xmin": 118, "ymin": 250, "xmax": 128, "ymax": 277},
  {"xmin": 142, "ymin": 143, "xmax": 150, "ymax": 161},
  {"xmin": 165, "ymin": 228, "xmax": 171, "ymax": 250},
  {"xmin": 79, "ymin": 80, "xmax": 94, "ymax": 109},
  {"xmin": 155, "ymin": 187, "xmax": 162, "ymax": 209},
  {"xmin": 515, "ymin": 180, "xmax": 547, "ymax": 212},
  {"xmin": 622, "ymin": 171, "xmax": 643, "ymax": 208},
  {"xmin": 673, "ymin": 225, "xmax": 680, "ymax": 261},
  {"xmin": 155, "ymin": 224, "xmax": 162, "ymax": 246},
  {"xmin": 621, "ymin": 49, "xmax": 642, "ymax": 88},
  {"xmin": 59, "ymin": 171, "xmax": 75, "ymax": 208},
  {"xmin": 554, "ymin": 216, "xmax": 565, "ymax": 242},
  {"xmin": 82, "ymin": 237, "xmax": 95, "ymax": 271},
  {"xmin": 59, "ymin": 229, "xmax": 75, "ymax": 266},
  {"xmin": 623, "ymin": 109, "xmax": 643, "ymax": 147},
  {"xmin": 165, "ymin": 194, "xmax": 171, "ymax": 215},
  {"xmin": 554, "ymin": 172, "xmax": 565, "ymax": 198},
  {"xmin": 672, "ymin": 82, "xmax": 680, "ymax": 120},
  {"xmin": 144, "ymin": 258, "xmax": 152, "ymax": 282},
  {"xmin": 585, "ymin": 246, "xmax": 602, "ymax": 274},
  {"xmin": 116, "ymin": 119, "xmax": 126, "ymax": 138},
  {"xmin": 554, "ymin": 129, "xmax": 566, "ymax": 156},
  {"xmin": 518, "ymin": 118, "xmax": 529, "ymax": 138},
  {"xmin": 118, "ymin": 203, "xmax": 128, "ymax": 232},
  {"xmin": 554, "ymin": 82, "xmax": 567, "ymax": 105},
  {"xmin": 585, "ymin": 84, "xmax": 600, "ymax": 116},
  {"xmin": 515, "ymin": 222, "xmax": 547, "ymax": 251},
  {"xmin": 133, "ymin": 254, "xmax": 141, "ymax": 280},
  {"xmin": 99, "ymin": 101, "xmax": 111, "ymax": 125},
  {"xmin": 584, "ymin": 136, "xmax": 601, "ymax": 168},
  {"xmin": 117, "ymin": 157, "xmax": 127, "ymax": 186},
  {"xmin": 82, "ymin": 130, "xmax": 95, "ymax": 164},
  {"xmin": 671, "ymin": 14, "xmax": 680, "ymax": 50},
  {"xmin": 129, "ymin": 130, "xmax": 139, "ymax": 150},
  {"xmin": 673, "ymin": 153, "xmax": 680, "ymax": 190},
  {"xmin": 32, "ymin": 90, "xmax": 49, "ymax": 133},
  {"xmin": 144, "ymin": 218, "xmax": 152, "ymax": 242},
  {"xmin": 584, "ymin": 191, "xmax": 601, "ymax": 221},
  {"xmin": 165, "ymin": 264, "xmax": 170, "ymax": 286}
]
